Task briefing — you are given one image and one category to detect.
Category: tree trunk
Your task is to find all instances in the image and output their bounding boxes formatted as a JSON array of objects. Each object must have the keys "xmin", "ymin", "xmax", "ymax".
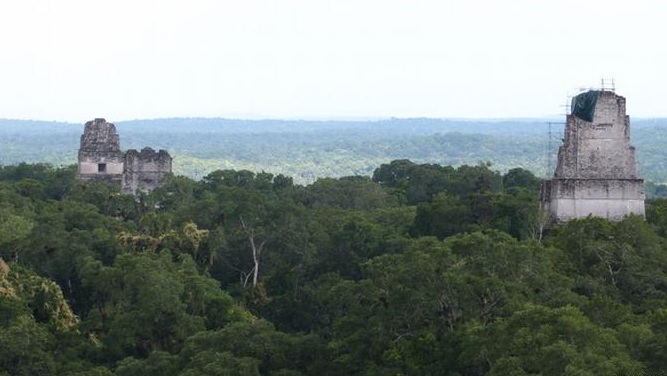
[{"xmin": 240, "ymin": 218, "xmax": 266, "ymax": 288}]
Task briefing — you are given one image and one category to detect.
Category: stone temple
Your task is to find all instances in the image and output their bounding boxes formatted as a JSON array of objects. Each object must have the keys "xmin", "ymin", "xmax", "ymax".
[
  {"xmin": 76, "ymin": 118, "xmax": 172, "ymax": 194},
  {"xmin": 540, "ymin": 90, "xmax": 645, "ymax": 222},
  {"xmin": 77, "ymin": 118, "xmax": 124, "ymax": 182}
]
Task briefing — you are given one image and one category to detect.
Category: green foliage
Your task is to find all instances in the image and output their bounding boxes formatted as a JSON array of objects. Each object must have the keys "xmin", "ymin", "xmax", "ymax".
[
  {"xmin": 79, "ymin": 252, "xmax": 250, "ymax": 362},
  {"xmin": 0, "ymin": 314, "xmax": 56, "ymax": 375},
  {"xmin": 460, "ymin": 304, "xmax": 644, "ymax": 375},
  {"xmin": 646, "ymin": 198, "xmax": 667, "ymax": 236},
  {"xmin": 114, "ymin": 351, "xmax": 177, "ymax": 376},
  {"xmin": 373, "ymin": 160, "xmax": 503, "ymax": 205},
  {"xmin": 2, "ymin": 161, "xmax": 667, "ymax": 375},
  {"xmin": 302, "ymin": 176, "xmax": 398, "ymax": 210},
  {"xmin": 0, "ymin": 259, "xmax": 80, "ymax": 375},
  {"xmin": 550, "ymin": 216, "xmax": 667, "ymax": 306},
  {"xmin": 502, "ymin": 167, "xmax": 541, "ymax": 192},
  {"xmin": 414, "ymin": 193, "xmax": 472, "ymax": 238},
  {"xmin": 0, "ymin": 208, "xmax": 33, "ymax": 259}
]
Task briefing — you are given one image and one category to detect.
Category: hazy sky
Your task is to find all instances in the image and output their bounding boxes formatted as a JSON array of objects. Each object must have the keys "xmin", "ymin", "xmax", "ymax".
[{"xmin": 1, "ymin": 0, "xmax": 665, "ymax": 122}]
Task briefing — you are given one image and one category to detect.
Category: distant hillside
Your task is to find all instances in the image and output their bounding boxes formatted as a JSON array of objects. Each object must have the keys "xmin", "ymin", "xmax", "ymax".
[{"xmin": 2, "ymin": 117, "xmax": 667, "ymax": 184}]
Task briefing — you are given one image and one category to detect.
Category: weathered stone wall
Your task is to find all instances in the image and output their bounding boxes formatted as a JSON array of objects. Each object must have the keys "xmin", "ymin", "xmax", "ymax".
[
  {"xmin": 77, "ymin": 118, "xmax": 123, "ymax": 182},
  {"xmin": 546, "ymin": 178, "xmax": 644, "ymax": 222},
  {"xmin": 542, "ymin": 90, "xmax": 645, "ymax": 222},
  {"xmin": 555, "ymin": 91, "xmax": 637, "ymax": 179},
  {"xmin": 121, "ymin": 147, "xmax": 172, "ymax": 194},
  {"xmin": 76, "ymin": 118, "xmax": 173, "ymax": 194}
]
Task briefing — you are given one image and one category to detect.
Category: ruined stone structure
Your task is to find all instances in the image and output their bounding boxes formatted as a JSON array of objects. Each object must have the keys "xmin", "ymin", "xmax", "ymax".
[
  {"xmin": 76, "ymin": 118, "xmax": 172, "ymax": 194},
  {"xmin": 121, "ymin": 147, "xmax": 173, "ymax": 194},
  {"xmin": 77, "ymin": 118, "xmax": 124, "ymax": 183},
  {"xmin": 540, "ymin": 90, "xmax": 645, "ymax": 222}
]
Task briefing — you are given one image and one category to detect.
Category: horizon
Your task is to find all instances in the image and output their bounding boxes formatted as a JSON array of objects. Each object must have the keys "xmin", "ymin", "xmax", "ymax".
[{"xmin": 3, "ymin": 114, "xmax": 667, "ymax": 125}]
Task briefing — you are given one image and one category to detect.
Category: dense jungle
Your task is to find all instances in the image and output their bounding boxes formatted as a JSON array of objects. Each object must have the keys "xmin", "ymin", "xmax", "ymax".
[{"xmin": 3, "ymin": 160, "xmax": 667, "ymax": 375}]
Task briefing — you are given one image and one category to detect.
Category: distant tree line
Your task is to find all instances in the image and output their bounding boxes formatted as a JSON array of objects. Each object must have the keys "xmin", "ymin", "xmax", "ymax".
[{"xmin": 3, "ymin": 118, "xmax": 667, "ymax": 186}]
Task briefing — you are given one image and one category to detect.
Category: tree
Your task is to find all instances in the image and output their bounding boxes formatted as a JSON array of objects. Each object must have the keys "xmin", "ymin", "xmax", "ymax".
[
  {"xmin": 460, "ymin": 304, "xmax": 644, "ymax": 375},
  {"xmin": 0, "ymin": 208, "xmax": 33, "ymax": 260},
  {"xmin": 302, "ymin": 176, "xmax": 397, "ymax": 210},
  {"xmin": 240, "ymin": 217, "xmax": 267, "ymax": 288},
  {"xmin": 176, "ymin": 321, "xmax": 327, "ymax": 375},
  {"xmin": 81, "ymin": 253, "xmax": 204, "ymax": 361},
  {"xmin": 413, "ymin": 193, "xmax": 472, "ymax": 239},
  {"xmin": 502, "ymin": 167, "xmax": 541, "ymax": 192},
  {"xmin": 550, "ymin": 216, "xmax": 667, "ymax": 306},
  {"xmin": 0, "ymin": 314, "xmax": 56, "ymax": 375},
  {"xmin": 0, "ymin": 259, "xmax": 82, "ymax": 375}
]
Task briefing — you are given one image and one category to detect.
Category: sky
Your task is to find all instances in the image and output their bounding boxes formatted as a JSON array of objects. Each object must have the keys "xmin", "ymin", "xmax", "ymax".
[{"xmin": 1, "ymin": 0, "xmax": 666, "ymax": 122}]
